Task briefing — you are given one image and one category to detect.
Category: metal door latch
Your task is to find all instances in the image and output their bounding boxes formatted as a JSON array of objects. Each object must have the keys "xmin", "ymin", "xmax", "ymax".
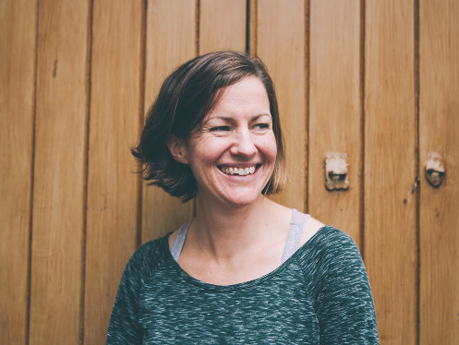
[
  {"xmin": 425, "ymin": 152, "xmax": 446, "ymax": 187},
  {"xmin": 324, "ymin": 153, "xmax": 349, "ymax": 191}
]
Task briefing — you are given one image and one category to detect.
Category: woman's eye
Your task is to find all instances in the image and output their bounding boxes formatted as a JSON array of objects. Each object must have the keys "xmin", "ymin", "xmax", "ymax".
[
  {"xmin": 210, "ymin": 126, "xmax": 231, "ymax": 132},
  {"xmin": 253, "ymin": 123, "xmax": 270, "ymax": 130}
]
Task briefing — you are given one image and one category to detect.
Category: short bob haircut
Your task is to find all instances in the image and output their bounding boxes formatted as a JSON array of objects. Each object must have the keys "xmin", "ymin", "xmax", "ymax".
[{"xmin": 132, "ymin": 50, "xmax": 286, "ymax": 202}]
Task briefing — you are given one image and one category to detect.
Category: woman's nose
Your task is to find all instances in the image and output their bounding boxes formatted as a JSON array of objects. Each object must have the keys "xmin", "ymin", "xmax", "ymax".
[{"xmin": 230, "ymin": 129, "xmax": 257, "ymax": 157}]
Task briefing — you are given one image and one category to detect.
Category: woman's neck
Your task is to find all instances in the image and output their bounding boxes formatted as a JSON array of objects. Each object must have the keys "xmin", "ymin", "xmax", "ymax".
[{"xmin": 188, "ymin": 196, "xmax": 288, "ymax": 261}]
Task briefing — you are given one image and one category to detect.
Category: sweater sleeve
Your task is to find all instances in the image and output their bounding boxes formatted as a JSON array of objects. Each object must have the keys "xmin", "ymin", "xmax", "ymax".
[
  {"xmin": 314, "ymin": 230, "xmax": 379, "ymax": 344},
  {"xmin": 106, "ymin": 250, "xmax": 145, "ymax": 344}
]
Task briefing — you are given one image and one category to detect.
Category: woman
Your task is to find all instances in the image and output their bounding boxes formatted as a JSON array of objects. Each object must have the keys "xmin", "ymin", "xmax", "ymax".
[{"xmin": 107, "ymin": 51, "xmax": 378, "ymax": 344}]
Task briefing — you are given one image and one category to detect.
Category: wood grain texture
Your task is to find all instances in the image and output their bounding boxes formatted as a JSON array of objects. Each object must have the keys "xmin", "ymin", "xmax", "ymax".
[
  {"xmin": 2, "ymin": 2, "xmax": 459, "ymax": 343},
  {"xmin": 200, "ymin": 0, "xmax": 246, "ymax": 54},
  {"xmin": 419, "ymin": 0, "xmax": 459, "ymax": 343},
  {"xmin": 364, "ymin": 1, "xmax": 417, "ymax": 343},
  {"xmin": 29, "ymin": 0, "xmax": 89, "ymax": 343},
  {"xmin": 0, "ymin": 0, "xmax": 36, "ymax": 343},
  {"xmin": 84, "ymin": 0, "xmax": 143, "ymax": 343},
  {"xmin": 141, "ymin": 0, "xmax": 196, "ymax": 244},
  {"xmin": 308, "ymin": 0, "xmax": 361, "ymax": 244},
  {"xmin": 256, "ymin": 0, "xmax": 306, "ymax": 211}
]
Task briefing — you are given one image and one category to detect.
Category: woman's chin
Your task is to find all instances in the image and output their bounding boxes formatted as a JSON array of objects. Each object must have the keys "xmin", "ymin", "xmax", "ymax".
[{"xmin": 219, "ymin": 189, "xmax": 267, "ymax": 209}]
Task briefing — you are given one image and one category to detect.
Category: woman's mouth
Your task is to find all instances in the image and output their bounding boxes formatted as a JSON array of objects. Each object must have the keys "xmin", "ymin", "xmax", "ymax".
[{"xmin": 218, "ymin": 165, "xmax": 259, "ymax": 176}]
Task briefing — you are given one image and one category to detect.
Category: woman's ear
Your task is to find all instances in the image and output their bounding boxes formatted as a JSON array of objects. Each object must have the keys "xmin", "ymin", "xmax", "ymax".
[{"xmin": 167, "ymin": 134, "xmax": 189, "ymax": 164}]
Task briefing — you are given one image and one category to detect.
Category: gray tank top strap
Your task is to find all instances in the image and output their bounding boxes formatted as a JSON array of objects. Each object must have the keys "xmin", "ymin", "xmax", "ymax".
[
  {"xmin": 170, "ymin": 219, "xmax": 192, "ymax": 262},
  {"xmin": 281, "ymin": 209, "xmax": 311, "ymax": 264}
]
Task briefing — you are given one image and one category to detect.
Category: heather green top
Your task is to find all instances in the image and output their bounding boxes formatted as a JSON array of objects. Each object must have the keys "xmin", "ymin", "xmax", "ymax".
[{"xmin": 107, "ymin": 225, "xmax": 378, "ymax": 344}]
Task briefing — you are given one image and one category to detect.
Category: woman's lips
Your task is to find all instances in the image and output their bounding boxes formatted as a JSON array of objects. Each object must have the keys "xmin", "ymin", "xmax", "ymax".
[{"xmin": 218, "ymin": 164, "xmax": 260, "ymax": 176}]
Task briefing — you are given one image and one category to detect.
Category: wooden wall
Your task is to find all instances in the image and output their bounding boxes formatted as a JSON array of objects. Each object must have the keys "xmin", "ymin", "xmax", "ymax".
[{"xmin": 1, "ymin": 0, "xmax": 457, "ymax": 344}]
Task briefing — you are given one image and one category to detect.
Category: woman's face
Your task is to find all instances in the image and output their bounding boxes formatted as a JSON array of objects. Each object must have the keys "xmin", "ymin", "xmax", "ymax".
[{"xmin": 174, "ymin": 76, "xmax": 277, "ymax": 208}]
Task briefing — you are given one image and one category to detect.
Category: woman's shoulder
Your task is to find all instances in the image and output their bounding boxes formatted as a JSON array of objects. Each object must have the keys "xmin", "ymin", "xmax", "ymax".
[
  {"xmin": 294, "ymin": 221, "xmax": 363, "ymax": 274},
  {"xmin": 299, "ymin": 214, "xmax": 326, "ymax": 247},
  {"xmin": 123, "ymin": 234, "xmax": 172, "ymax": 276},
  {"xmin": 139, "ymin": 233, "xmax": 169, "ymax": 252},
  {"xmin": 290, "ymin": 208, "xmax": 356, "ymax": 253},
  {"xmin": 301, "ymin": 222, "xmax": 359, "ymax": 255},
  {"xmin": 292, "ymin": 224, "xmax": 368, "ymax": 300}
]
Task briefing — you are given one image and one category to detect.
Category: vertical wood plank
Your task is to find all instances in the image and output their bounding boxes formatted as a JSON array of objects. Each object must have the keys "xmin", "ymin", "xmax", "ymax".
[
  {"xmin": 0, "ymin": 0, "xmax": 37, "ymax": 343},
  {"xmin": 309, "ymin": 0, "xmax": 361, "ymax": 244},
  {"xmin": 256, "ymin": 0, "xmax": 306, "ymax": 211},
  {"xmin": 29, "ymin": 0, "xmax": 89, "ymax": 343},
  {"xmin": 84, "ymin": 1, "xmax": 143, "ymax": 344},
  {"xmin": 200, "ymin": 0, "xmax": 246, "ymax": 54},
  {"xmin": 141, "ymin": 0, "xmax": 196, "ymax": 243},
  {"xmin": 249, "ymin": 0, "xmax": 257, "ymax": 54},
  {"xmin": 364, "ymin": 1, "xmax": 417, "ymax": 343},
  {"xmin": 419, "ymin": 0, "xmax": 459, "ymax": 343}
]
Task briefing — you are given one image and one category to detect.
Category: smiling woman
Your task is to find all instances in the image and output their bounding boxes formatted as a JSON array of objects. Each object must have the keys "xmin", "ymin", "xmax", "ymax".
[
  {"xmin": 107, "ymin": 51, "xmax": 379, "ymax": 344},
  {"xmin": 132, "ymin": 51, "xmax": 285, "ymax": 202},
  {"xmin": 167, "ymin": 77, "xmax": 278, "ymax": 209}
]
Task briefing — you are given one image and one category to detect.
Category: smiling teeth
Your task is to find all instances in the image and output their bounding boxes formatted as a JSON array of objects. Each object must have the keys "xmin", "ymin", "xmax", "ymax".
[{"xmin": 221, "ymin": 166, "xmax": 256, "ymax": 176}]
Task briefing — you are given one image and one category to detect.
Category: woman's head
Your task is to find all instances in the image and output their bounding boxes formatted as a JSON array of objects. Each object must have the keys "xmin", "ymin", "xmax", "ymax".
[{"xmin": 132, "ymin": 50, "xmax": 286, "ymax": 201}]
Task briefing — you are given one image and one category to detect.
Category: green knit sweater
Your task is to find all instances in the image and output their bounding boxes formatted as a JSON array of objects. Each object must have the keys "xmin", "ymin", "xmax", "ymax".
[{"xmin": 107, "ymin": 225, "xmax": 378, "ymax": 344}]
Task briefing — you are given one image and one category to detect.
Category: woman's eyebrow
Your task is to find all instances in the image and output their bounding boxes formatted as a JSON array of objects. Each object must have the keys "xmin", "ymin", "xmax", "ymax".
[
  {"xmin": 206, "ymin": 113, "xmax": 272, "ymax": 122},
  {"xmin": 251, "ymin": 113, "xmax": 272, "ymax": 120}
]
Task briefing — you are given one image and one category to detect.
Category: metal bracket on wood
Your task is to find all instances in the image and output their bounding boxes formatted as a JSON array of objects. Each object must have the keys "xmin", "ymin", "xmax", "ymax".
[
  {"xmin": 324, "ymin": 152, "xmax": 349, "ymax": 191},
  {"xmin": 425, "ymin": 152, "xmax": 446, "ymax": 187}
]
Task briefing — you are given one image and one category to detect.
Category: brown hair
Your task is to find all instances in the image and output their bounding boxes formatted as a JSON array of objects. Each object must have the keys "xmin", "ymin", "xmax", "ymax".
[{"xmin": 132, "ymin": 50, "xmax": 286, "ymax": 201}]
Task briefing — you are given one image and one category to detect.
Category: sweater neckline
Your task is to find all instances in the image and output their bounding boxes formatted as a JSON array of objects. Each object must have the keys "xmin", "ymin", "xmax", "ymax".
[{"xmin": 163, "ymin": 224, "xmax": 332, "ymax": 292}]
